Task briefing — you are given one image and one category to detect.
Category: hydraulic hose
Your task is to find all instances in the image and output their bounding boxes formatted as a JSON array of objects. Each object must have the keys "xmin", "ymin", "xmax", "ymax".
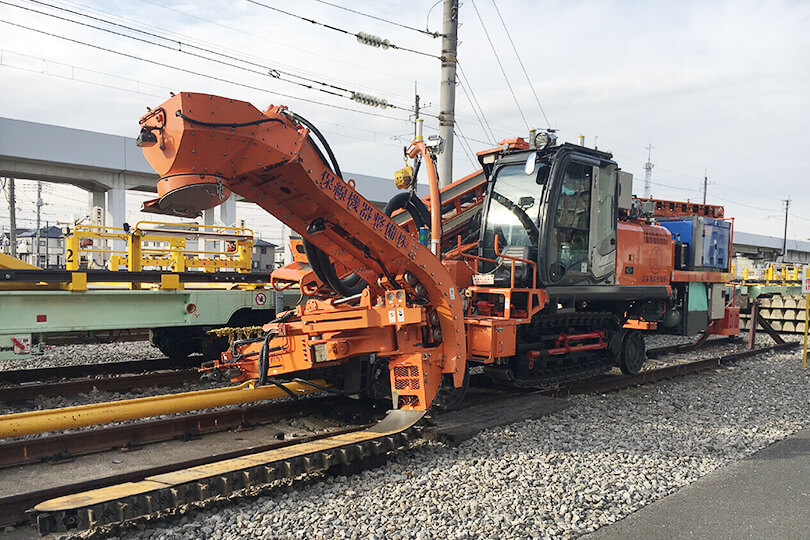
[
  {"xmin": 303, "ymin": 238, "xmax": 366, "ymax": 297},
  {"xmin": 384, "ymin": 192, "xmax": 431, "ymax": 231},
  {"xmin": 289, "ymin": 110, "xmax": 367, "ymax": 298}
]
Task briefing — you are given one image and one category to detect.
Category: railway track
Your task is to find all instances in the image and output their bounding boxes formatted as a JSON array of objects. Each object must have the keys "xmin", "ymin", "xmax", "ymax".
[
  {"xmin": 0, "ymin": 356, "xmax": 200, "ymax": 385},
  {"xmin": 0, "ymin": 368, "xmax": 201, "ymax": 402},
  {"xmin": 42, "ymin": 330, "xmax": 151, "ymax": 346},
  {"xmin": 0, "ymin": 396, "xmax": 375, "ymax": 469},
  {"xmin": 0, "ymin": 337, "xmax": 735, "ymax": 400},
  {"xmin": 0, "ymin": 339, "xmax": 796, "ymax": 533},
  {"xmin": 645, "ymin": 335, "xmax": 742, "ymax": 359},
  {"xmin": 545, "ymin": 340, "xmax": 798, "ymax": 397}
]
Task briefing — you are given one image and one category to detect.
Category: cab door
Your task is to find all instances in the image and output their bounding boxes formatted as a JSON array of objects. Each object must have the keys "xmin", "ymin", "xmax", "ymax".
[{"xmin": 588, "ymin": 162, "xmax": 618, "ymax": 282}]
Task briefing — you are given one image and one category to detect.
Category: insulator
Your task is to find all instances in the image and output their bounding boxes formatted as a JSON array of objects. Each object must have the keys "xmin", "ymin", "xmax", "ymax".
[
  {"xmin": 356, "ymin": 32, "xmax": 390, "ymax": 50},
  {"xmin": 350, "ymin": 92, "xmax": 389, "ymax": 110}
]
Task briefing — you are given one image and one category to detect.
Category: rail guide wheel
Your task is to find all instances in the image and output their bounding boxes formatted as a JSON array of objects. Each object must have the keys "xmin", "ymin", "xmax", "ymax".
[
  {"xmin": 432, "ymin": 363, "xmax": 470, "ymax": 412},
  {"xmin": 619, "ymin": 330, "xmax": 646, "ymax": 375}
]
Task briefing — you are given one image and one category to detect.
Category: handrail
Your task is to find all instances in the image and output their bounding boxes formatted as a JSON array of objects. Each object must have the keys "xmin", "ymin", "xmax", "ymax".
[{"xmin": 454, "ymin": 235, "xmax": 537, "ymax": 289}]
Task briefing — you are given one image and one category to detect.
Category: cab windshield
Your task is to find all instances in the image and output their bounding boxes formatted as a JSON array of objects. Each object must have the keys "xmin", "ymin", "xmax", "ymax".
[{"xmin": 481, "ymin": 162, "xmax": 548, "ymax": 262}]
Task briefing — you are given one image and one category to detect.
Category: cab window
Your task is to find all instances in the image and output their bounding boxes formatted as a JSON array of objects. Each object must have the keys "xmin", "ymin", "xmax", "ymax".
[{"xmin": 550, "ymin": 161, "xmax": 592, "ymax": 270}]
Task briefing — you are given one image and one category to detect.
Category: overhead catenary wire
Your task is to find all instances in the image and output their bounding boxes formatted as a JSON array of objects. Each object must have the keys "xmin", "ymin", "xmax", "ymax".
[
  {"xmin": 0, "ymin": 49, "xmax": 405, "ymax": 149},
  {"xmin": 0, "ymin": 18, "xmax": 412, "ymax": 122},
  {"xmin": 457, "ymin": 81, "xmax": 494, "ymax": 145},
  {"xmin": 469, "ymin": 0, "xmax": 530, "ymax": 131},
  {"xmin": 17, "ymin": 0, "xmax": 350, "ymax": 94},
  {"xmin": 310, "ymin": 0, "xmax": 441, "ymax": 38},
  {"xmin": 452, "ymin": 120, "xmax": 481, "ymax": 169},
  {"xmin": 245, "ymin": 0, "xmax": 440, "ymax": 59},
  {"xmin": 0, "ymin": 48, "xmax": 171, "ymax": 99},
  {"xmin": 2, "ymin": 0, "xmax": 418, "ymax": 114},
  {"xmin": 452, "ymin": 130, "xmax": 479, "ymax": 169},
  {"xmin": 456, "ymin": 61, "xmax": 497, "ymax": 144},
  {"xmin": 490, "ymin": 0, "xmax": 551, "ymax": 129},
  {"xmin": 133, "ymin": 0, "xmax": 429, "ymax": 99}
]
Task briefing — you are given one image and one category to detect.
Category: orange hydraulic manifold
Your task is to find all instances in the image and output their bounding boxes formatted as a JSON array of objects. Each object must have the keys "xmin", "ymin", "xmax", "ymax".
[{"xmin": 137, "ymin": 93, "xmax": 466, "ymax": 410}]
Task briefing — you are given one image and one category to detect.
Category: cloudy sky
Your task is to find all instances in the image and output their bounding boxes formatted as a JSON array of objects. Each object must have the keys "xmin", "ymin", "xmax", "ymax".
[{"xmin": 0, "ymin": 0, "xmax": 808, "ymax": 245}]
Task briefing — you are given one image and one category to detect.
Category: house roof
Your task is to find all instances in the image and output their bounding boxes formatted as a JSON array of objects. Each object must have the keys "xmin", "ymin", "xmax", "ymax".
[
  {"xmin": 10, "ymin": 226, "xmax": 64, "ymax": 239},
  {"xmin": 734, "ymin": 231, "xmax": 810, "ymax": 253},
  {"xmin": 254, "ymin": 238, "xmax": 277, "ymax": 248}
]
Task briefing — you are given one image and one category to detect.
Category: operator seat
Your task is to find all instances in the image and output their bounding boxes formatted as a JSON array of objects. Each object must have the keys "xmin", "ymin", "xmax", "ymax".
[{"xmin": 493, "ymin": 244, "xmax": 533, "ymax": 287}]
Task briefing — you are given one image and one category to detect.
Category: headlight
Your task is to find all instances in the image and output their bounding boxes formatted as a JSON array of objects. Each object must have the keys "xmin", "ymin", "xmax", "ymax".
[{"xmin": 534, "ymin": 131, "xmax": 557, "ymax": 150}]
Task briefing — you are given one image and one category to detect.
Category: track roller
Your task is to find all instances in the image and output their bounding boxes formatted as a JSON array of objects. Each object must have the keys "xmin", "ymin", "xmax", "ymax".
[{"xmin": 619, "ymin": 330, "xmax": 646, "ymax": 375}]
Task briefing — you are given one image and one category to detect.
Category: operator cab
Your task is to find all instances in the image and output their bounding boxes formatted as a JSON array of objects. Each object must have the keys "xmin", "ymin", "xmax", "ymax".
[{"xmin": 479, "ymin": 135, "xmax": 622, "ymax": 289}]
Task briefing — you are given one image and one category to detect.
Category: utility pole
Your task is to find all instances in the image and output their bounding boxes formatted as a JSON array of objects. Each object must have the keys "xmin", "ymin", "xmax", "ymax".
[
  {"xmin": 413, "ymin": 86, "xmax": 421, "ymax": 137},
  {"xmin": 782, "ymin": 197, "xmax": 791, "ymax": 259},
  {"xmin": 8, "ymin": 177, "xmax": 17, "ymax": 258},
  {"xmin": 437, "ymin": 0, "xmax": 458, "ymax": 188},
  {"xmin": 35, "ymin": 180, "xmax": 42, "ymax": 266},
  {"xmin": 702, "ymin": 170, "xmax": 708, "ymax": 205}
]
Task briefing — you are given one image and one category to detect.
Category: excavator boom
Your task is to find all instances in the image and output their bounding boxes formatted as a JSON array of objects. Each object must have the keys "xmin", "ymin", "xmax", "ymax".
[{"xmin": 138, "ymin": 93, "xmax": 466, "ymax": 410}]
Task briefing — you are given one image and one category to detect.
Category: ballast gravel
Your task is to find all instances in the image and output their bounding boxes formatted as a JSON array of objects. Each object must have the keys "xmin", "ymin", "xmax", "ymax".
[
  {"xmin": 92, "ymin": 347, "xmax": 810, "ymax": 540},
  {"xmin": 0, "ymin": 341, "xmax": 163, "ymax": 371}
]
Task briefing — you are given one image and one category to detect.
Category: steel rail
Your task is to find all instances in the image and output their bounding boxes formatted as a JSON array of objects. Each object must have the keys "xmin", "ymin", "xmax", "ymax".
[
  {"xmin": 1, "ymin": 369, "xmax": 201, "ymax": 402},
  {"xmin": 545, "ymin": 341, "xmax": 798, "ymax": 397},
  {"xmin": 0, "ymin": 398, "xmax": 341, "ymax": 468},
  {"xmin": 0, "ymin": 356, "xmax": 200, "ymax": 385},
  {"xmin": 32, "ymin": 409, "xmax": 422, "ymax": 534},
  {"xmin": 645, "ymin": 335, "xmax": 741, "ymax": 359},
  {"xmin": 4, "ymin": 340, "xmax": 796, "ymax": 532},
  {"xmin": 0, "ymin": 403, "xmax": 371, "ymax": 529}
]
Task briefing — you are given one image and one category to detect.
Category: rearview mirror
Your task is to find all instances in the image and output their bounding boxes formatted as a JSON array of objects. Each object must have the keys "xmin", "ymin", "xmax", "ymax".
[
  {"xmin": 518, "ymin": 196, "xmax": 535, "ymax": 208},
  {"xmin": 524, "ymin": 152, "xmax": 537, "ymax": 175}
]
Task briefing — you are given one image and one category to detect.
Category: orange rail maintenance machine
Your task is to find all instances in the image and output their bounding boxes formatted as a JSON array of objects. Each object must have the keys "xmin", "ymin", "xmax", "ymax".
[{"xmin": 136, "ymin": 92, "xmax": 739, "ymax": 412}]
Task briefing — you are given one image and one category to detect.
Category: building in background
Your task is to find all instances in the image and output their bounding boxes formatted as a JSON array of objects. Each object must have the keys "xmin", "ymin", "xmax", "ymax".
[
  {"xmin": 1, "ymin": 226, "xmax": 65, "ymax": 268},
  {"xmin": 252, "ymin": 239, "xmax": 277, "ymax": 271},
  {"xmin": 733, "ymin": 231, "xmax": 810, "ymax": 264}
]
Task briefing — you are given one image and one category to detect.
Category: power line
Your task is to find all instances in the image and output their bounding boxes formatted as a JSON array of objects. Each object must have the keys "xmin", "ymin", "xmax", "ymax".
[
  {"xmin": 452, "ymin": 123, "xmax": 479, "ymax": 169},
  {"xmin": 310, "ymin": 0, "xmax": 440, "ymax": 38},
  {"xmin": 245, "ymin": 0, "xmax": 440, "ymax": 59},
  {"xmin": 648, "ymin": 180, "xmax": 701, "ymax": 193},
  {"xmin": 27, "ymin": 0, "xmax": 343, "ymax": 93},
  {"xmin": 490, "ymin": 0, "xmax": 551, "ymax": 128},
  {"xmin": 0, "ymin": 50, "xmax": 408, "ymax": 149},
  {"xmin": 133, "ymin": 0, "xmax": 428, "ymax": 99},
  {"xmin": 457, "ymin": 133, "xmax": 494, "ymax": 148},
  {"xmin": 57, "ymin": 0, "xmax": 417, "ymax": 103},
  {"xmin": 456, "ymin": 61, "xmax": 496, "ymax": 144},
  {"xmin": 710, "ymin": 196, "xmax": 779, "ymax": 213},
  {"xmin": 0, "ymin": 48, "xmax": 170, "ymax": 99},
  {"xmin": 457, "ymin": 81, "xmax": 494, "ymax": 146},
  {"xmin": 469, "ymin": 0, "xmax": 530, "ymax": 131},
  {"xmin": 0, "ymin": 18, "xmax": 412, "ymax": 122},
  {"xmin": 3, "ymin": 0, "xmax": 415, "ymax": 112}
]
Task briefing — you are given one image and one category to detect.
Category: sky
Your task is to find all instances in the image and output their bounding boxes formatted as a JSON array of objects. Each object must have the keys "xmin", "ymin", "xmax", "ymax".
[{"xmin": 0, "ymin": 0, "xmax": 808, "ymax": 246}]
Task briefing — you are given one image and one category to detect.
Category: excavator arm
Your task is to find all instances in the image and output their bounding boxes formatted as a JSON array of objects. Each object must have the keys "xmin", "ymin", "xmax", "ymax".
[{"xmin": 137, "ymin": 93, "xmax": 466, "ymax": 410}]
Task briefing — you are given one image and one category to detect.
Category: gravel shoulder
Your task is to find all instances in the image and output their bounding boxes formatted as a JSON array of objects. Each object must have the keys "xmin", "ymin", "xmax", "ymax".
[{"xmin": 95, "ymin": 346, "xmax": 809, "ymax": 540}]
